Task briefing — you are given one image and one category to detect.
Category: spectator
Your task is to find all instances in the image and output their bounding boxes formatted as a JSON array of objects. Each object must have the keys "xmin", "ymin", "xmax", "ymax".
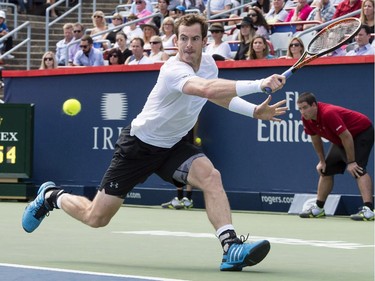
[
  {"xmin": 73, "ymin": 35, "xmax": 105, "ymax": 66},
  {"xmin": 123, "ymin": 13, "xmax": 144, "ymax": 42},
  {"xmin": 205, "ymin": 0, "xmax": 232, "ymax": 18},
  {"xmin": 44, "ymin": 0, "xmax": 58, "ymax": 18},
  {"xmin": 147, "ymin": 35, "xmax": 170, "ymax": 62},
  {"xmin": 107, "ymin": 48, "xmax": 125, "ymax": 65},
  {"xmin": 39, "ymin": 51, "xmax": 57, "ymax": 69},
  {"xmin": 16, "ymin": 0, "xmax": 32, "ymax": 14},
  {"xmin": 125, "ymin": 37, "xmax": 154, "ymax": 64},
  {"xmin": 247, "ymin": 35, "xmax": 274, "ymax": 59},
  {"xmin": 105, "ymin": 13, "xmax": 124, "ymax": 46},
  {"xmin": 154, "ymin": 0, "xmax": 171, "ymax": 28},
  {"xmin": 90, "ymin": 11, "xmax": 108, "ymax": 42},
  {"xmin": 160, "ymin": 17, "xmax": 177, "ymax": 55},
  {"xmin": 140, "ymin": 21, "xmax": 159, "ymax": 50},
  {"xmin": 333, "ymin": 0, "xmax": 362, "ymax": 19},
  {"xmin": 250, "ymin": 0, "xmax": 271, "ymax": 14},
  {"xmin": 68, "ymin": 23, "xmax": 85, "ymax": 65},
  {"xmin": 173, "ymin": 5, "xmax": 186, "ymax": 19},
  {"xmin": 285, "ymin": 0, "xmax": 313, "ymax": 31},
  {"xmin": 234, "ymin": 16, "xmax": 257, "ymax": 60},
  {"xmin": 130, "ymin": 0, "xmax": 154, "ymax": 15},
  {"xmin": 265, "ymin": 0, "xmax": 289, "ymax": 24},
  {"xmin": 56, "ymin": 23, "xmax": 74, "ymax": 66},
  {"xmin": 360, "ymin": 0, "xmax": 374, "ymax": 37},
  {"xmin": 0, "ymin": 10, "xmax": 13, "ymax": 59},
  {"xmin": 346, "ymin": 24, "xmax": 375, "ymax": 55},
  {"xmin": 205, "ymin": 23, "xmax": 232, "ymax": 60},
  {"xmin": 303, "ymin": 0, "xmax": 336, "ymax": 30},
  {"xmin": 115, "ymin": 32, "xmax": 133, "ymax": 62},
  {"xmin": 248, "ymin": 7, "xmax": 270, "ymax": 39},
  {"xmin": 279, "ymin": 37, "xmax": 305, "ymax": 58},
  {"xmin": 135, "ymin": 0, "xmax": 153, "ymax": 24}
]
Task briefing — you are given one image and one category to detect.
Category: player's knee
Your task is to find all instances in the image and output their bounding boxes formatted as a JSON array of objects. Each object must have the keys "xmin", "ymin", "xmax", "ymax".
[{"xmin": 86, "ymin": 215, "xmax": 111, "ymax": 228}]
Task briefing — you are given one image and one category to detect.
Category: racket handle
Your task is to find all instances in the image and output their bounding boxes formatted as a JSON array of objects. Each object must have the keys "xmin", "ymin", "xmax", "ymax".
[
  {"xmin": 282, "ymin": 68, "xmax": 294, "ymax": 79},
  {"xmin": 263, "ymin": 67, "xmax": 294, "ymax": 93}
]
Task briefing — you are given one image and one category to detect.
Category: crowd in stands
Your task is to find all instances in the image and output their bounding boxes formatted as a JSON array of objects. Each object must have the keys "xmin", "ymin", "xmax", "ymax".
[{"xmin": 4, "ymin": 0, "xmax": 374, "ymax": 69}]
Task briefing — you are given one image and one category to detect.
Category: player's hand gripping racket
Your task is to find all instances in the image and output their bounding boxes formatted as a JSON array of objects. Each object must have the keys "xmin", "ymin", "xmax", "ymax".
[{"xmin": 265, "ymin": 17, "xmax": 361, "ymax": 93}]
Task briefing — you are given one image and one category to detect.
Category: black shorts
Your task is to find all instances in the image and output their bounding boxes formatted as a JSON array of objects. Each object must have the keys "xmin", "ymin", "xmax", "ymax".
[
  {"xmin": 324, "ymin": 125, "xmax": 374, "ymax": 176},
  {"xmin": 99, "ymin": 126, "xmax": 204, "ymax": 198}
]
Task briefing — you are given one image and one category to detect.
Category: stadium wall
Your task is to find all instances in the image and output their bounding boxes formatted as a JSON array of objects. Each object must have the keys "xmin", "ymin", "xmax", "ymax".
[{"xmin": 3, "ymin": 56, "xmax": 374, "ymax": 214}]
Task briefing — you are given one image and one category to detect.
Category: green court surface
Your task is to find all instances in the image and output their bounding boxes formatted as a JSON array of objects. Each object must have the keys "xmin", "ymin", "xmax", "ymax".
[{"xmin": 0, "ymin": 202, "xmax": 374, "ymax": 281}]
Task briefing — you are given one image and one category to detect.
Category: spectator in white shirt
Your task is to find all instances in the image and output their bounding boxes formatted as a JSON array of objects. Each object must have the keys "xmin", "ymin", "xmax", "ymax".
[
  {"xmin": 56, "ymin": 23, "xmax": 74, "ymax": 66},
  {"xmin": 346, "ymin": 24, "xmax": 375, "ymax": 56}
]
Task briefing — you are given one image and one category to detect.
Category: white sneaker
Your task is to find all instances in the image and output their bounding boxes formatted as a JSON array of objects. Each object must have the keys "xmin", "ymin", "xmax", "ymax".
[
  {"xmin": 299, "ymin": 204, "xmax": 325, "ymax": 218},
  {"xmin": 181, "ymin": 197, "xmax": 193, "ymax": 209},
  {"xmin": 350, "ymin": 206, "xmax": 374, "ymax": 221},
  {"xmin": 161, "ymin": 197, "xmax": 183, "ymax": 209}
]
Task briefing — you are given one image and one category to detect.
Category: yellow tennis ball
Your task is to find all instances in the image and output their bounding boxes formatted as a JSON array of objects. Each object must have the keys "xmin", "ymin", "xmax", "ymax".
[
  {"xmin": 63, "ymin": 98, "xmax": 81, "ymax": 116},
  {"xmin": 195, "ymin": 137, "xmax": 202, "ymax": 146}
]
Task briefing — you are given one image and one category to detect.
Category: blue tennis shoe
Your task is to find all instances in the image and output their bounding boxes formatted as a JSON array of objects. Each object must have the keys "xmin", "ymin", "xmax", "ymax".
[
  {"xmin": 22, "ymin": 181, "xmax": 57, "ymax": 233},
  {"xmin": 220, "ymin": 239, "xmax": 271, "ymax": 271}
]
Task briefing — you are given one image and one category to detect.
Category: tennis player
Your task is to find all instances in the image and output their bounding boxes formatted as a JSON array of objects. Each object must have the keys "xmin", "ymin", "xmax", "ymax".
[
  {"xmin": 22, "ymin": 14, "xmax": 286, "ymax": 271},
  {"xmin": 297, "ymin": 92, "xmax": 374, "ymax": 221}
]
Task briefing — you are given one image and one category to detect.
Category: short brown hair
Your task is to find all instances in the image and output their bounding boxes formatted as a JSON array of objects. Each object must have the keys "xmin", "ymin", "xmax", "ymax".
[{"xmin": 175, "ymin": 14, "xmax": 208, "ymax": 40}]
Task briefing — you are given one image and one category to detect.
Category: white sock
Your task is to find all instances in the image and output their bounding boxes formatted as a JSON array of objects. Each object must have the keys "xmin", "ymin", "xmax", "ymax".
[
  {"xmin": 216, "ymin": 224, "xmax": 235, "ymax": 237},
  {"xmin": 56, "ymin": 193, "xmax": 67, "ymax": 209}
]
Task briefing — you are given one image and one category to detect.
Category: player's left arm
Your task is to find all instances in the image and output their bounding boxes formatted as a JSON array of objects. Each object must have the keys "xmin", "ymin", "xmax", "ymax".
[
  {"xmin": 210, "ymin": 96, "xmax": 287, "ymax": 121},
  {"xmin": 339, "ymin": 129, "xmax": 363, "ymax": 178}
]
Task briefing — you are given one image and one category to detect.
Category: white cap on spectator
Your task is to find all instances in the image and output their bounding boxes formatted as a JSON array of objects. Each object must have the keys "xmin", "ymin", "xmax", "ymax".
[{"xmin": 0, "ymin": 10, "xmax": 6, "ymax": 19}]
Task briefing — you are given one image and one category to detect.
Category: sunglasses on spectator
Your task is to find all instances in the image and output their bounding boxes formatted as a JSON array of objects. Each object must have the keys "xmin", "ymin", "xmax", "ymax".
[
  {"xmin": 80, "ymin": 45, "xmax": 89, "ymax": 48},
  {"xmin": 113, "ymin": 18, "xmax": 122, "ymax": 20},
  {"xmin": 136, "ymin": 1, "xmax": 143, "ymax": 4},
  {"xmin": 248, "ymin": 13, "xmax": 257, "ymax": 17},
  {"xmin": 150, "ymin": 41, "xmax": 161, "ymax": 44},
  {"xmin": 211, "ymin": 30, "xmax": 223, "ymax": 33},
  {"xmin": 74, "ymin": 30, "xmax": 82, "ymax": 33},
  {"xmin": 290, "ymin": 43, "xmax": 301, "ymax": 47},
  {"xmin": 44, "ymin": 57, "xmax": 53, "ymax": 61},
  {"xmin": 109, "ymin": 54, "xmax": 118, "ymax": 58},
  {"xmin": 94, "ymin": 15, "xmax": 103, "ymax": 18}
]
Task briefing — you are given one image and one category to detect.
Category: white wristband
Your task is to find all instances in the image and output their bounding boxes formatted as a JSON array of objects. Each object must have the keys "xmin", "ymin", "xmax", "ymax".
[
  {"xmin": 235, "ymin": 79, "xmax": 263, "ymax": 97},
  {"xmin": 228, "ymin": 97, "xmax": 257, "ymax": 118}
]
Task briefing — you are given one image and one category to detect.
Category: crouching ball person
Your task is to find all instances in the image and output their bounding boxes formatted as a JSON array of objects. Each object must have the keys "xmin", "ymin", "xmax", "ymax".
[
  {"xmin": 22, "ymin": 14, "xmax": 286, "ymax": 271},
  {"xmin": 297, "ymin": 92, "xmax": 374, "ymax": 221}
]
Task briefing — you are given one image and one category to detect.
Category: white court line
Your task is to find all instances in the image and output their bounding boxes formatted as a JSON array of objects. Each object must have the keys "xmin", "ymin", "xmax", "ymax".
[
  {"xmin": 112, "ymin": 230, "xmax": 375, "ymax": 250},
  {"xmin": 0, "ymin": 263, "xmax": 189, "ymax": 281}
]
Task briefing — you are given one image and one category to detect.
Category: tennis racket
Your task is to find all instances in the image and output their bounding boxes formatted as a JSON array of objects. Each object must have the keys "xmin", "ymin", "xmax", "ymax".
[{"xmin": 265, "ymin": 17, "xmax": 361, "ymax": 93}]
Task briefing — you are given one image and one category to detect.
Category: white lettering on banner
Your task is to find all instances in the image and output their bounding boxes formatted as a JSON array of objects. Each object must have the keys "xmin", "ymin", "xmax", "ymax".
[{"xmin": 92, "ymin": 127, "xmax": 123, "ymax": 150}]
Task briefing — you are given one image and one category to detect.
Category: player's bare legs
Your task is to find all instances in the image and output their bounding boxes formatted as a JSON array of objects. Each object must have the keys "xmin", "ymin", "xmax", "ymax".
[
  {"xmin": 357, "ymin": 174, "xmax": 373, "ymax": 203},
  {"xmin": 188, "ymin": 156, "xmax": 271, "ymax": 271},
  {"xmin": 59, "ymin": 190, "xmax": 124, "ymax": 228},
  {"xmin": 187, "ymin": 156, "xmax": 232, "ymax": 230},
  {"xmin": 316, "ymin": 175, "xmax": 334, "ymax": 202}
]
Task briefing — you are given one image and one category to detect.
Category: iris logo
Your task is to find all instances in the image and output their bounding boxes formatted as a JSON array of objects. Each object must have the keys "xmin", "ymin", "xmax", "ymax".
[{"xmin": 101, "ymin": 93, "xmax": 128, "ymax": 120}]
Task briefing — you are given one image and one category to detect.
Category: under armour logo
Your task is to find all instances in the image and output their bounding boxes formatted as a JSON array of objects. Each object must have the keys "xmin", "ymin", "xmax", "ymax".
[{"xmin": 110, "ymin": 182, "xmax": 119, "ymax": 189}]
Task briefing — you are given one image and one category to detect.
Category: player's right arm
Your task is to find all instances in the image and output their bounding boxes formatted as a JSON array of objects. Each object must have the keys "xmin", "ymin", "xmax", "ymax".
[{"xmin": 182, "ymin": 74, "xmax": 285, "ymax": 99}]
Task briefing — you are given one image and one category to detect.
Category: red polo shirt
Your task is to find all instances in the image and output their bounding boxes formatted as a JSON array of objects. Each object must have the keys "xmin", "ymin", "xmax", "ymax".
[
  {"xmin": 302, "ymin": 102, "xmax": 372, "ymax": 146},
  {"xmin": 333, "ymin": 0, "xmax": 362, "ymax": 19}
]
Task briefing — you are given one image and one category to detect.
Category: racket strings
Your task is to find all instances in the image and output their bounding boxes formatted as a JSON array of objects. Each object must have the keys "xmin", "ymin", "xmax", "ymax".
[{"xmin": 308, "ymin": 21, "xmax": 361, "ymax": 54}]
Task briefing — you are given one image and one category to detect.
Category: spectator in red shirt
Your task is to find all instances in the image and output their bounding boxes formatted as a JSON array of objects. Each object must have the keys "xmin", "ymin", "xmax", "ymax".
[
  {"xmin": 285, "ymin": 0, "xmax": 313, "ymax": 30},
  {"xmin": 333, "ymin": 0, "xmax": 362, "ymax": 18},
  {"xmin": 297, "ymin": 92, "xmax": 374, "ymax": 221}
]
